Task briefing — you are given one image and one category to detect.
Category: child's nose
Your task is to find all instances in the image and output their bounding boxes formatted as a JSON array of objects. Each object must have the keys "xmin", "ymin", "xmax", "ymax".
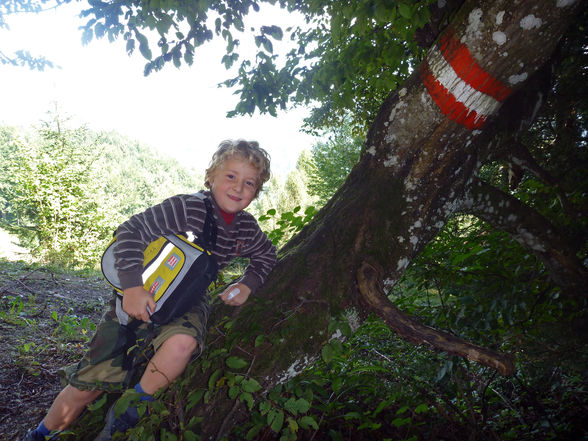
[{"xmin": 233, "ymin": 180, "xmax": 244, "ymax": 192}]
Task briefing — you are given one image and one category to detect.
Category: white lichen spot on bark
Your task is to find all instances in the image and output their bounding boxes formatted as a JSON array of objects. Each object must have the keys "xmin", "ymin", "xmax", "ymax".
[
  {"xmin": 556, "ymin": 0, "xmax": 577, "ymax": 7},
  {"xmin": 397, "ymin": 236, "xmax": 405, "ymax": 243},
  {"xmin": 329, "ymin": 329, "xmax": 342, "ymax": 341},
  {"xmin": 409, "ymin": 219, "xmax": 422, "ymax": 230},
  {"xmin": 462, "ymin": 8, "xmax": 484, "ymax": 43},
  {"xmin": 515, "ymin": 228, "xmax": 546, "ymax": 252},
  {"xmin": 384, "ymin": 154, "xmax": 399, "ymax": 167},
  {"xmin": 398, "ymin": 87, "xmax": 407, "ymax": 97},
  {"xmin": 437, "ymin": 0, "xmax": 447, "ymax": 8},
  {"xmin": 388, "ymin": 99, "xmax": 407, "ymax": 122},
  {"xmin": 492, "ymin": 31, "xmax": 507, "ymax": 45},
  {"xmin": 385, "ymin": 133, "xmax": 397, "ymax": 144},
  {"xmin": 496, "ymin": 10, "xmax": 505, "ymax": 25},
  {"xmin": 509, "ymin": 72, "xmax": 528, "ymax": 85},
  {"xmin": 520, "ymin": 14, "xmax": 543, "ymax": 30},
  {"xmin": 366, "ymin": 145, "xmax": 376, "ymax": 156},
  {"xmin": 397, "ymin": 257, "xmax": 410, "ymax": 272},
  {"xmin": 345, "ymin": 308, "xmax": 361, "ymax": 333},
  {"xmin": 277, "ymin": 355, "xmax": 317, "ymax": 384},
  {"xmin": 507, "ymin": 214, "xmax": 517, "ymax": 222}
]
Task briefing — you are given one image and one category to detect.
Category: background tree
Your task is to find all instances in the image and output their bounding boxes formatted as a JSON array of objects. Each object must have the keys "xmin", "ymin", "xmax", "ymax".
[
  {"xmin": 297, "ymin": 122, "xmax": 363, "ymax": 206},
  {"xmin": 0, "ymin": 116, "xmax": 202, "ymax": 267}
]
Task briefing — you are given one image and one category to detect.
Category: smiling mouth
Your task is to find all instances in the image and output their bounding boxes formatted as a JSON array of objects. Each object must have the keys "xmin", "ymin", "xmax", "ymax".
[{"xmin": 228, "ymin": 195, "xmax": 242, "ymax": 202}]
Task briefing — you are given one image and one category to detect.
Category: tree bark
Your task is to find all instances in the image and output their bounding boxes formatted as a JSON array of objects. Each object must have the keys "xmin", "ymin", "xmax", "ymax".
[{"xmin": 184, "ymin": 0, "xmax": 584, "ymax": 439}]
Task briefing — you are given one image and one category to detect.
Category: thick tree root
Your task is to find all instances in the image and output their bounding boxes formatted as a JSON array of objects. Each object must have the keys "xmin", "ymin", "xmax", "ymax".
[{"xmin": 357, "ymin": 261, "xmax": 515, "ymax": 376}]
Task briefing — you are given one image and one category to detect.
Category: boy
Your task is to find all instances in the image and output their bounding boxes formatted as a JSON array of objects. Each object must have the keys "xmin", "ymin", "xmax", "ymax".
[{"xmin": 23, "ymin": 139, "xmax": 277, "ymax": 441}]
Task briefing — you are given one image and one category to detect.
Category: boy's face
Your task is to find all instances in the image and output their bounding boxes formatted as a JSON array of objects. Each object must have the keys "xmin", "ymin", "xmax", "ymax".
[{"xmin": 209, "ymin": 157, "xmax": 259, "ymax": 214}]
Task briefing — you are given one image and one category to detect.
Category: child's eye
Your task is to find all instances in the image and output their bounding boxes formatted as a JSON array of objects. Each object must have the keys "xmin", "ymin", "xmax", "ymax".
[
  {"xmin": 227, "ymin": 174, "xmax": 235, "ymax": 180},
  {"xmin": 246, "ymin": 180, "xmax": 255, "ymax": 187}
]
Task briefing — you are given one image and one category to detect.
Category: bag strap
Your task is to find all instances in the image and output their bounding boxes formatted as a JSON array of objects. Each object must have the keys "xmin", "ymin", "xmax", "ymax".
[{"xmin": 197, "ymin": 197, "xmax": 217, "ymax": 251}]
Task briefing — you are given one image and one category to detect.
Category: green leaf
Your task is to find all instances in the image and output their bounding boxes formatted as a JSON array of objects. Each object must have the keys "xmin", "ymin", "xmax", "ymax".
[
  {"xmin": 391, "ymin": 417, "xmax": 411, "ymax": 427},
  {"xmin": 321, "ymin": 343, "xmax": 336, "ymax": 364},
  {"xmin": 414, "ymin": 403, "xmax": 429, "ymax": 414},
  {"xmin": 86, "ymin": 393, "xmax": 107, "ymax": 411},
  {"xmin": 208, "ymin": 368, "xmax": 222, "ymax": 390},
  {"xmin": 226, "ymin": 356, "xmax": 249, "ymax": 370},
  {"xmin": 245, "ymin": 423, "xmax": 263, "ymax": 440},
  {"xmin": 183, "ymin": 430, "xmax": 198, "ymax": 441},
  {"xmin": 268, "ymin": 409, "xmax": 285, "ymax": 433},
  {"xmin": 287, "ymin": 416, "xmax": 299, "ymax": 433},
  {"xmin": 259, "ymin": 399, "xmax": 272, "ymax": 415},
  {"xmin": 240, "ymin": 391, "xmax": 255, "ymax": 409},
  {"xmin": 298, "ymin": 415, "xmax": 318, "ymax": 430},
  {"xmin": 241, "ymin": 378, "xmax": 262, "ymax": 393},
  {"xmin": 398, "ymin": 3, "xmax": 412, "ymax": 19},
  {"xmin": 136, "ymin": 32, "xmax": 153, "ymax": 59},
  {"xmin": 284, "ymin": 397, "xmax": 298, "ymax": 416},
  {"xmin": 344, "ymin": 411, "xmax": 362, "ymax": 420},
  {"xmin": 262, "ymin": 25, "xmax": 283, "ymax": 40},
  {"xmin": 186, "ymin": 389, "xmax": 205, "ymax": 411},
  {"xmin": 229, "ymin": 385, "xmax": 240, "ymax": 399}
]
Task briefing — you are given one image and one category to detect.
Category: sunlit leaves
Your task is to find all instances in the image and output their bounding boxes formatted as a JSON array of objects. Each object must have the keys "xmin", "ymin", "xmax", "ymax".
[{"xmin": 74, "ymin": 0, "xmax": 433, "ymax": 131}]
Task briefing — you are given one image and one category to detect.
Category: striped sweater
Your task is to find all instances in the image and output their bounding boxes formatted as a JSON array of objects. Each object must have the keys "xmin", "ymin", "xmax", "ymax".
[{"xmin": 113, "ymin": 191, "xmax": 277, "ymax": 294}]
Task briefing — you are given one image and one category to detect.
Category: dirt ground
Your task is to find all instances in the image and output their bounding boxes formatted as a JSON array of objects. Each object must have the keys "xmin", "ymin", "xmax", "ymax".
[{"xmin": 0, "ymin": 260, "xmax": 111, "ymax": 441}]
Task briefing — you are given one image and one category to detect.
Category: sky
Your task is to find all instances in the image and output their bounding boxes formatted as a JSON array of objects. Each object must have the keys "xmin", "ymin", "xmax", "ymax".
[{"xmin": 0, "ymin": 2, "xmax": 316, "ymax": 175}]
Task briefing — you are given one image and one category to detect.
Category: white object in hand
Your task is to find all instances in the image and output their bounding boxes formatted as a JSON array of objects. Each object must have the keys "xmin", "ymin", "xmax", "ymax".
[{"xmin": 227, "ymin": 287, "xmax": 240, "ymax": 301}]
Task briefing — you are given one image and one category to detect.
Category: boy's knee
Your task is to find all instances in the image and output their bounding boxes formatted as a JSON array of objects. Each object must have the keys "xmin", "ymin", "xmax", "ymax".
[{"xmin": 166, "ymin": 334, "xmax": 198, "ymax": 358}]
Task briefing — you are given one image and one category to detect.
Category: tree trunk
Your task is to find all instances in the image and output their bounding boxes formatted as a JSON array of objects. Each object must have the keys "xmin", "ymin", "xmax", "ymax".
[{"xmin": 184, "ymin": 0, "xmax": 584, "ymax": 439}]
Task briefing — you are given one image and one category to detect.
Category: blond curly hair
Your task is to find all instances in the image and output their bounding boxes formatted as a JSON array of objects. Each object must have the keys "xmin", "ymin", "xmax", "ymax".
[{"xmin": 204, "ymin": 139, "xmax": 271, "ymax": 198}]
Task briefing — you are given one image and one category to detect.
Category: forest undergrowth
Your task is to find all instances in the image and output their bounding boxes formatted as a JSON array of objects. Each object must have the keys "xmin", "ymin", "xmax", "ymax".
[{"xmin": 1, "ymin": 257, "xmax": 586, "ymax": 441}]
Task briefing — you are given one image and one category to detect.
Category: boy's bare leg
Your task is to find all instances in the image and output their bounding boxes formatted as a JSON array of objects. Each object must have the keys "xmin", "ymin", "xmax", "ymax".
[
  {"xmin": 139, "ymin": 334, "xmax": 198, "ymax": 394},
  {"xmin": 43, "ymin": 385, "xmax": 103, "ymax": 431}
]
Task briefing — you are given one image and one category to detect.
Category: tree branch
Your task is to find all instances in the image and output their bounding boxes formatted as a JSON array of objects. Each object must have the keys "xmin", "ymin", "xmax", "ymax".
[
  {"xmin": 462, "ymin": 178, "xmax": 588, "ymax": 298},
  {"xmin": 507, "ymin": 140, "xmax": 577, "ymax": 217},
  {"xmin": 357, "ymin": 261, "xmax": 515, "ymax": 376}
]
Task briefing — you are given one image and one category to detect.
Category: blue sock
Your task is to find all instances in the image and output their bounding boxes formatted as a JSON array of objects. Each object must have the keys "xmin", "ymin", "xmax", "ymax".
[
  {"xmin": 36, "ymin": 420, "xmax": 51, "ymax": 436},
  {"xmin": 134, "ymin": 382, "xmax": 153, "ymax": 402}
]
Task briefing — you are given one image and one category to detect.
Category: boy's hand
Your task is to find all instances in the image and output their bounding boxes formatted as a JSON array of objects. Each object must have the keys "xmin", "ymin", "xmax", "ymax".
[
  {"xmin": 122, "ymin": 286, "xmax": 157, "ymax": 322},
  {"xmin": 219, "ymin": 283, "xmax": 251, "ymax": 306}
]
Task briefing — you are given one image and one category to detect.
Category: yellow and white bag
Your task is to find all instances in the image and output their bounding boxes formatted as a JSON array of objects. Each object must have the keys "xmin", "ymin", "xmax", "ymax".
[{"xmin": 101, "ymin": 196, "xmax": 217, "ymax": 326}]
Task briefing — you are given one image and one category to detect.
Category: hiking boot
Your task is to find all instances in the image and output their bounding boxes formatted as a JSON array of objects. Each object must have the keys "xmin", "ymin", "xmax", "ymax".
[
  {"xmin": 21, "ymin": 430, "xmax": 58, "ymax": 441},
  {"xmin": 93, "ymin": 402, "xmax": 139, "ymax": 441}
]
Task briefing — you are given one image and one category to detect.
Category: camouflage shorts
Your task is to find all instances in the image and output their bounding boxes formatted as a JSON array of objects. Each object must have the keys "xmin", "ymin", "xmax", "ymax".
[{"xmin": 60, "ymin": 292, "xmax": 210, "ymax": 392}]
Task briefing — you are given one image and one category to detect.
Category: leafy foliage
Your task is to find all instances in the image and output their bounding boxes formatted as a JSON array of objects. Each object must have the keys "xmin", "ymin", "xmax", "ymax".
[
  {"xmin": 65, "ymin": 0, "xmax": 434, "ymax": 132},
  {"xmin": 0, "ymin": 0, "xmax": 70, "ymax": 70},
  {"xmin": 0, "ymin": 116, "xmax": 202, "ymax": 268},
  {"xmin": 297, "ymin": 122, "xmax": 363, "ymax": 206},
  {"xmin": 0, "ymin": 119, "xmax": 115, "ymax": 267}
]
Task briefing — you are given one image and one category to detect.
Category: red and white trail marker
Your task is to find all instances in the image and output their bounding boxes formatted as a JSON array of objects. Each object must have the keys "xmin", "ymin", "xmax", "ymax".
[{"xmin": 422, "ymin": 30, "xmax": 512, "ymax": 130}]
